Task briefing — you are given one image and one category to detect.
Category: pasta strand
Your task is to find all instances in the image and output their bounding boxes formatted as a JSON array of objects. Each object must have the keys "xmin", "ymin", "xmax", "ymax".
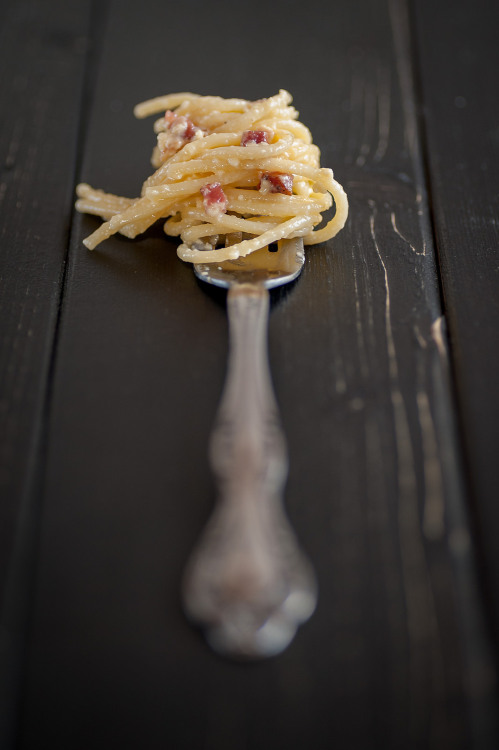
[{"xmin": 76, "ymin": 90, "xmax": 348, "ymax": 262}]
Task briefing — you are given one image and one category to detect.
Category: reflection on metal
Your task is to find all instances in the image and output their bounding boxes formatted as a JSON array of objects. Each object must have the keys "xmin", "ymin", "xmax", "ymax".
[{"xmin": 183, "ymin": 239, "xmax": 317, "ymax": 658}]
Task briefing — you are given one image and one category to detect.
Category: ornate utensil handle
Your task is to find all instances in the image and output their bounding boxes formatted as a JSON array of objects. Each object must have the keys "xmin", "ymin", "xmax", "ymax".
[{"xmin": 182, "ymin": 282, "xmax": 317, "ymax": 658}]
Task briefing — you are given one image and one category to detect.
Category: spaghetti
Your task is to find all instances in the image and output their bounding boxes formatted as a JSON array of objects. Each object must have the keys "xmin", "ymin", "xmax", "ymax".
[{"xmin": 75, "ymin": 90, "xmax": 348, "ymax": 263}]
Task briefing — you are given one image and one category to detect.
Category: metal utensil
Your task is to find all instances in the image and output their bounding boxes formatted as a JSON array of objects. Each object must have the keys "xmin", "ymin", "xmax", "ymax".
[{"xmin": 182, "ymin": 238, "xmax": 317, "ymax": 658}]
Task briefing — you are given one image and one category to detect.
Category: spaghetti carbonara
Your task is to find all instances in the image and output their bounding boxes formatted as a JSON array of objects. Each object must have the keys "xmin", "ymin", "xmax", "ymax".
[{"xmin": 75, "ymin": 90, "xmax": 348, "ymax": 263}]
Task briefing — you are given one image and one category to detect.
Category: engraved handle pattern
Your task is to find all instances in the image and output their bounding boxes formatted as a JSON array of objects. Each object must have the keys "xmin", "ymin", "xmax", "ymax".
[{"xmin": 182, "ymin": 283, "xmax": 317, "ymax": 658}]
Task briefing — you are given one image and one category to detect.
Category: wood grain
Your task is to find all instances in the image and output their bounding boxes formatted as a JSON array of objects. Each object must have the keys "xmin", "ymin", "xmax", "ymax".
[
  {"xmin": 0, "ymin": 1, "xmax": 91, "ymax": 746},
  {"xmin": 414, "ymin": 0, "xmax": 499, "ymax": 641},
  {"xmin": 1, "ymin": 0, "xmax": 496, "ymax": 748}
]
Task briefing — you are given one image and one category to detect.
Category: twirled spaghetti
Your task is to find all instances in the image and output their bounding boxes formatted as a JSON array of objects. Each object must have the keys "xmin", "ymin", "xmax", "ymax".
[{"xmin": 75, "ymin": 90, "xmax": 348, "ymax": 263}]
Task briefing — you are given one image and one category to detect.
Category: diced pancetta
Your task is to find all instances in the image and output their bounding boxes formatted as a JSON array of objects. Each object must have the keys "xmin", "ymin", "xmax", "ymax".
[
  {"xmin": 159, "ymin": 110, "xmax": 204, "ymax": 157},
  {"xmin": 259, "ymin": 172, "xmax": 293, "ymax": 195},
  {"xmin": 241, "ymin": 129, "xmax": 273, "ymax": 146},
  {"xmin": 201, "ymin": 182, "xmax": 228, "ymax": 219}
]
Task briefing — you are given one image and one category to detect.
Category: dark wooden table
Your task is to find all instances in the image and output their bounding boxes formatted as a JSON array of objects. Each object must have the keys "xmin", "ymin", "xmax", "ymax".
[{"xmin": 1, "ymin": 0, "xmax": 498, "ymax": 747}]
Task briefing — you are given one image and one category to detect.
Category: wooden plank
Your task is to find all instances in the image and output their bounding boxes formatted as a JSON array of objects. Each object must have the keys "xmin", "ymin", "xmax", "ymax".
[
  {"xmin": 0, "ymin": 0, "xmax": 89, "ymax": 599},
  {"xmin": 18, "ymin": 0, "xmax": 498, "ymax": 747},
  {"xmin": 413, "ymin": 0, "xmax": 499, "ymax": 634},
  {"xmin": 0, "ymin": 1, "xmax": 92, "ymax": 746}
]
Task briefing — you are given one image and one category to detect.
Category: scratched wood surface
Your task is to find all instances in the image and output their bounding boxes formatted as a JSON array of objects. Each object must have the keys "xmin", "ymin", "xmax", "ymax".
[
  {"xmin": 414, "ymin": 0, "xmax": 499, "ymax": 638},
  {"xmin": 1, "ymin": 0, "xmax": 498, "ymax": 748}
]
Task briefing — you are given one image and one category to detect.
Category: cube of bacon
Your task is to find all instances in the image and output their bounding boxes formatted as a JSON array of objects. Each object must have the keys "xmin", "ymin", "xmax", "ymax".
[
  {"xmin": 164, "ymin": 110, "xmax": 198, "ymax": 139},
  {"xmin": 241, "ymin": 129, "xmax": 273, "ymax": 146},
  {"xmin": 160, "ymin": 110, "xmax": 202, "ymax": 157},
  {"xmin": 259, "ymin": 172, "xmax": 294, "ymax": 195},
  {"xmin": 183, "ymin": 119, "xmax": 197, "ymax": 140},
  {"xmin": 201, "ymin": 182, "xmax": 228, "ymax": 219}
]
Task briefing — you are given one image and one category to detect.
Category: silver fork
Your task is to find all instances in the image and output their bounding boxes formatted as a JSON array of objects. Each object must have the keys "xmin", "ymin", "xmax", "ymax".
[{"xmin": 182, "ymin": 238, "xmax": 317, "ymax": 658}]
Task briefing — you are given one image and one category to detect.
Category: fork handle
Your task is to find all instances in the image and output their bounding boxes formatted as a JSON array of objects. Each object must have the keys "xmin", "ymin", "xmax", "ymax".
[{"xmin": 182, "ymin": 282, "xmax": 317, "ymax": 658}]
